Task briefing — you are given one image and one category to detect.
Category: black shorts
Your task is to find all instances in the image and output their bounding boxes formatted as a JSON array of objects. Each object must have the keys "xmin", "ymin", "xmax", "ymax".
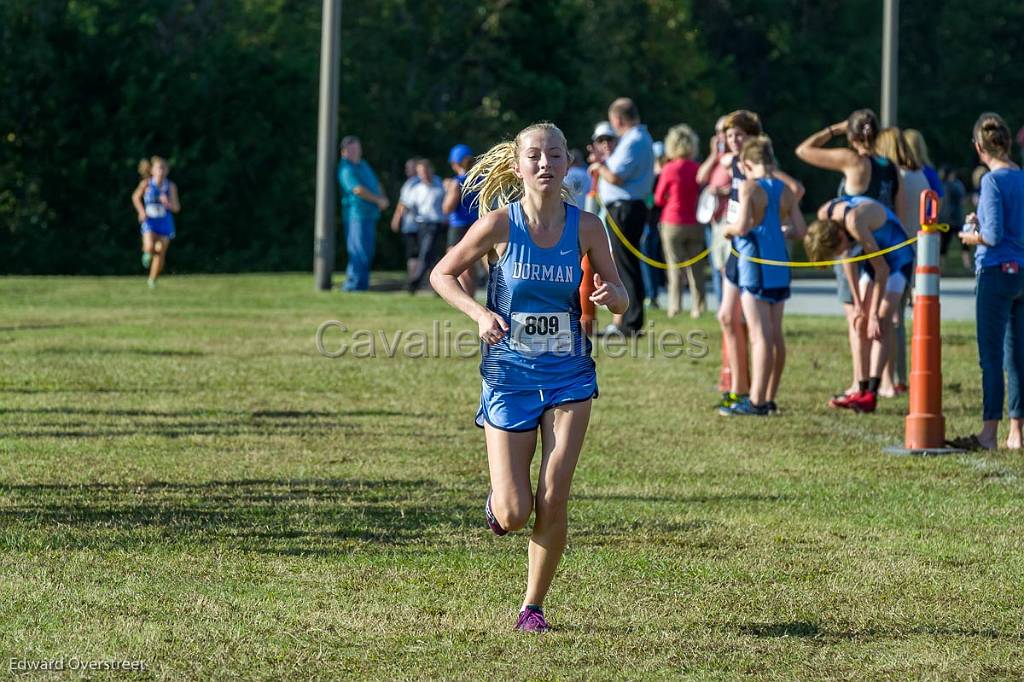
[
  {"xmin": 448, "ymin": 225, "xmax": 469, "ymax": 249},
  {"xmin": 741, "ymin": 286, "xmax": 791, "ymax": 304}
]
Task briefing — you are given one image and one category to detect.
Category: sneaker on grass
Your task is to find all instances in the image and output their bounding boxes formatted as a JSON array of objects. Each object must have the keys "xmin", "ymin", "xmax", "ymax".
[{"xmin": 515, "ymin": 605, "xmax": 550, "ymax": 633}]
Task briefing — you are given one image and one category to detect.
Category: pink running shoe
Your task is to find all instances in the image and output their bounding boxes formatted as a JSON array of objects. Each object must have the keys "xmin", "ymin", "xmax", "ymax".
[{"xmin": 515, "ymin": 605, "xmax": 550, "ymax": 633}]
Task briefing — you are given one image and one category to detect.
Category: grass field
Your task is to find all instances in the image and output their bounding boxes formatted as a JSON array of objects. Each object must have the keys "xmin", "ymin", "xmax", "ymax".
[{"xmin": 1, "ymin": 273, "xmax": 1021, "ymax": 679}]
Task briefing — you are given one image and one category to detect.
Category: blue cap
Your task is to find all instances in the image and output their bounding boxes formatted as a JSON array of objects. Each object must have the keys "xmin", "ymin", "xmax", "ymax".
[
  {"xmin": 653, "ymin": 141, "xmax": 665, "ymax": 159},
  {"xmin": 448, "ymin": 144, "xmax": 473, "ymax": 164}
]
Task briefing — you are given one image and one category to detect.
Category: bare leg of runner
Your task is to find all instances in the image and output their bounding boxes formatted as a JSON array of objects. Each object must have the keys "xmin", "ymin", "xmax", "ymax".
[
  {"xmin": 843, "ymin": 303, "xmax": 862, "ymax": 394},
  {"xmin": 484, "ymin": 425, "xmax": 537, "ymax": 532},
  {"xmin": 765, "ymin": 301, "xmax": 786, "ymax": 402},
  {"xmin": 740, "ymin": 292, "xmax": 773, "ymax": 405},
  {"xmin": 150, "ymin": 237, "xmax": 169, "ymax": 281},
  {"xmin": 718, "ymin": 281, "xmax": 749, "ymax": 395},
  {"xmin": 522, "ymin": 399, "xmax": 591, "ymax": 609},
  {"xmin": 868, "ymin": 292, "xmax": 899, "ymax": 379}
]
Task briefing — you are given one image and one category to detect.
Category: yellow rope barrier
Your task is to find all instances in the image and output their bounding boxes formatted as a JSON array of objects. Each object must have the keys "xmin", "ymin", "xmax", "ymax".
[
  {"xmin": 729, "ymin": 224, "xmax": 948, "ymax": 267},
  {"xmin": 730, "ymin": 236, "xmax": 918, "ymax": 268},
  {"xmin": 596, "ymin": 192, "xmax": 948, "ymax": 270},
  {"xmin": 595, "ymin": 195, "xmax": 708, "ymax": 271}
]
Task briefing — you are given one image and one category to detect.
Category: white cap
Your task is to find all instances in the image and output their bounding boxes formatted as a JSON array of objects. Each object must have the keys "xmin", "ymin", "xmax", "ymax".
[{"xmin": 592, "ymin": 121, "xmax": 616, "ymax": 140}]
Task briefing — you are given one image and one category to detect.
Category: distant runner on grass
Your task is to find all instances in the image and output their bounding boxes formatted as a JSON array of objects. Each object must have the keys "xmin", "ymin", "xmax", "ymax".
[{"xmin": 131, "ymin": 156, "xmax": 180, "ymax": 289}]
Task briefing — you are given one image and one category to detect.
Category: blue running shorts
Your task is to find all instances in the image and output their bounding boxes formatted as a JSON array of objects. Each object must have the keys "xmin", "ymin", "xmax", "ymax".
[{"xmin": 475, "ymin": 375, "xmax": 599, "ymax": 432}]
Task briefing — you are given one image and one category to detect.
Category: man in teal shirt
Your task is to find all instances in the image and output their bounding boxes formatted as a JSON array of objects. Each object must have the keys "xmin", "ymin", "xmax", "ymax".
[{"xmin": 338, "ymin": 135, "xmax": 389, "ymax": 291}]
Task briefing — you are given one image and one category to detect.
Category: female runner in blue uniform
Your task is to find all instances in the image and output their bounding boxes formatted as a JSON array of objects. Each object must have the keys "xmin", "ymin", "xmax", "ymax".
[
  {"xmin": 430, "ymin": 122, "xmax": 628, "ymax": 633},
  {"xmin": 804, "ymin": 195, "xmax": 914, "ymax": 413},
  {"xmin": 131, "ymin": 156, "xmax": 180, "ymax": 288},
  {"xmin": 716, "ymin": 111, "xmax": 805, "ymax": 414},
  {"xmin": 722, "ymin": 137, "xmax": 806, "ymax": 416}
]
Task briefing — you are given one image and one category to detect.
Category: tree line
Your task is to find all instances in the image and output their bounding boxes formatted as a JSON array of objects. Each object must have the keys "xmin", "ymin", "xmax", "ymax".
[{"xmin": 2, "ymin": 0, "xmax": 1022, "ymax": 274}]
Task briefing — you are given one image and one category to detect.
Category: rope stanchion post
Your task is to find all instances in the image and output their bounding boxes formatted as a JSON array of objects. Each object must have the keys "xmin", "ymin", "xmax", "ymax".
[{"xmin": 899, "ymin": 190, "xmax": 951, "ymax": 453}]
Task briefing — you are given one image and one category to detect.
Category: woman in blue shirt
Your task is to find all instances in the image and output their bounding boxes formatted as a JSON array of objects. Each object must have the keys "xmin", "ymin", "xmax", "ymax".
[
  {"xmin": 953, "ymin": 113, "xmax": 1024, "ymax": 450},
  {"xmin": 430, "ymin": 122, "xmax": 627, "ymax": 633}
]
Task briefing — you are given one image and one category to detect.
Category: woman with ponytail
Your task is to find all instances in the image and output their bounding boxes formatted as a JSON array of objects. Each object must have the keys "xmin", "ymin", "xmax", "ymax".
[
  {"xmin": 875, "ymin": 126, "xmax": 930, "ymax": 397},
  {"xmin": 131, "ymin": 156, "xmax": 180, "ymax": 288},
  {"xmin": 950, "ymin": 113, "xmax": 1024, "ymax": 450},
  {"xmin": 796, "ymin": 109, "xmax": 901, "ymax": 404},
  {"xmin": 430, "ymin": 122, "xmax": 627, "ymax": 632}
]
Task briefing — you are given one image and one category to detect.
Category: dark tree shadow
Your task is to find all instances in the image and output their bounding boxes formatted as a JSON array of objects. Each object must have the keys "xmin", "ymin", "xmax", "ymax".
[
  {"xmin": 0, "ymin": 407, "xmax": 428, "ymax": 438},
  {"xmin": 35, "ymin": 347, "xmax": 206, "ymax": 357},
  {"xmin": 0, "ymin": 478, "xmax": 480, "ymax": 555},
  {"xmin": 739, "ymin": 621, "xmax": 1018, "ymax": 642}
]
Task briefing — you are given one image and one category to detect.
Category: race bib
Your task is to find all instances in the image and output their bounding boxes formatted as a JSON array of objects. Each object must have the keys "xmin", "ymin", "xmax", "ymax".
[
  {"xmin": 508, "ymin": 312, "xmax": 571, "ymax": 355},
  {"xmin": 145, "ymin": 204, "xmax": 167, "ymax": 218}
]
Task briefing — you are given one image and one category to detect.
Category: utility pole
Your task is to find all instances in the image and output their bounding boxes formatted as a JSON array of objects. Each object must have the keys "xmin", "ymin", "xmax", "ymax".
[
  {"xmin": 881, "ymin": 0, "xmax": 899, "ymax": 127},
  {"xmin": 313, "ymin": 0, "xmax": 342, "ymax": 291}
]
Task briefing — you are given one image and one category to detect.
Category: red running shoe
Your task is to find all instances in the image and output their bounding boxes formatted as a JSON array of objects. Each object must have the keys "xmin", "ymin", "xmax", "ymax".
[
  {"xmin": 847, "ymin": 390, "xmax": 877, "ymax": 413},
  {"xmin": 828, "ymin": 391, "xmax": 861, "ymax": 409}
]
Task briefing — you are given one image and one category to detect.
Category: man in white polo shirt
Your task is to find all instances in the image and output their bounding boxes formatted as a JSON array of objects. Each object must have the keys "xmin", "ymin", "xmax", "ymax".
[{"xmin": 589, "ymin": 98, "xmax": 654, "ymax": 335}]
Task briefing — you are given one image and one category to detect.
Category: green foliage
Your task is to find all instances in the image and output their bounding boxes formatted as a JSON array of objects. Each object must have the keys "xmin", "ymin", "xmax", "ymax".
[{"xmin": 2, "ymin": 0, "xmax": 1023, "ymax": 274}]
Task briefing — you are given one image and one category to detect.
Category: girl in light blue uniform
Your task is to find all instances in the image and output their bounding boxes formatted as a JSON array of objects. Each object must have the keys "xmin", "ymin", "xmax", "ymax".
[
  {"xmin": 430, "ymin": 122, "xmax": 628, "ymax": 634},
  {"xmin": 731, "ymin": 176, "xmax": 791, "ymax": 304},
  {"xmin": 722, "ymin": 136, "xmax": 805, "ymax": 416},
  {"xmin": 131, "ymin": 156, "xmax": 180, "ymax": 288},
  {"xmin": 475, "ymin": 199, "xmax": 597, "ymax": 429}
]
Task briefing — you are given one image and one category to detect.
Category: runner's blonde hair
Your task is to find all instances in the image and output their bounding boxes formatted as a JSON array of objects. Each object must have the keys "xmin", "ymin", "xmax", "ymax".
[
  {"xmin": 138, "ymin": 156, "xmax": 169, "ymax": 179},
  {"xmin": 740, "ymin": 135, "xmax": 775, "ymax": 166},
  {"xmin": 463, "ymin": 122, "xmax": 572, "ymax": 214}
]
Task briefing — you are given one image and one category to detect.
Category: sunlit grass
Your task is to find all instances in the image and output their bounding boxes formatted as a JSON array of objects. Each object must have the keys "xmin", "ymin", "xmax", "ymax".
[{"xmin": 0, "ymin": 273, "xmax": 1020, "ymax": 679}]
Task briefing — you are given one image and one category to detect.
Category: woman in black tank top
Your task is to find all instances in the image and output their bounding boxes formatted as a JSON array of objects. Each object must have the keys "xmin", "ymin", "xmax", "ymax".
[{"xmin": 794, "ymin": 109, "xmax": 902, "ymax": 400}]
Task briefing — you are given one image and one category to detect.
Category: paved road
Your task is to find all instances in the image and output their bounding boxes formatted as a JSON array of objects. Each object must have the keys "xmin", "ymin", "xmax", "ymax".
[{"xmin": 691, "ymin": 277, "xmax": 976, "ymax": 321}]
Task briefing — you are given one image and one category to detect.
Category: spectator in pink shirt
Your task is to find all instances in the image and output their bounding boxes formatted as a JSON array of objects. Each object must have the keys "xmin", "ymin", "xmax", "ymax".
[
  {"xmin": 655, "ymin": 124, "xmax": 704, "ymax": 317},
  {"xmin": 698, "ymin": 116, "xmax": 734, "ymax": 305}
]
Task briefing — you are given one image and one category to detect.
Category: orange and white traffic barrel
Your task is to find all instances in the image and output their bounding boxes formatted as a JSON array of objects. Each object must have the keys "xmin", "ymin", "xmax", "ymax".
[{"xmin": 904, "ymin": 189, "xmax": 946, "ymax": 451}]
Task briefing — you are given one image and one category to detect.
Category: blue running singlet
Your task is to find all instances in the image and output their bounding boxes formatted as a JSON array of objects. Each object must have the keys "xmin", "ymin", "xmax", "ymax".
[
  {"xmin": 844, "ymin": 195, "xmax": 914, "ymax": 277},
  {"xmin": 733, "ymin": 177, "xmax": 790, "ymax": 299},
  {"xmin": 479, "ymin": 201, "xmax": 595, "ymax": 389},
  {"xmin": 142, "ymin": 179, "xmax": 175, "ymax": 238}
]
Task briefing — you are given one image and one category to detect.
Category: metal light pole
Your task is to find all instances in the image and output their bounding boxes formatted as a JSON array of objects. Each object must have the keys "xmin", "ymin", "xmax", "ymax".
[
  {"xmin": 313, "ymin": 0, "xmax": 342, "ymax": 291},
  {"xmin": 881, "ymin": 0, "xmax": 899, "ymax": 127}
]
